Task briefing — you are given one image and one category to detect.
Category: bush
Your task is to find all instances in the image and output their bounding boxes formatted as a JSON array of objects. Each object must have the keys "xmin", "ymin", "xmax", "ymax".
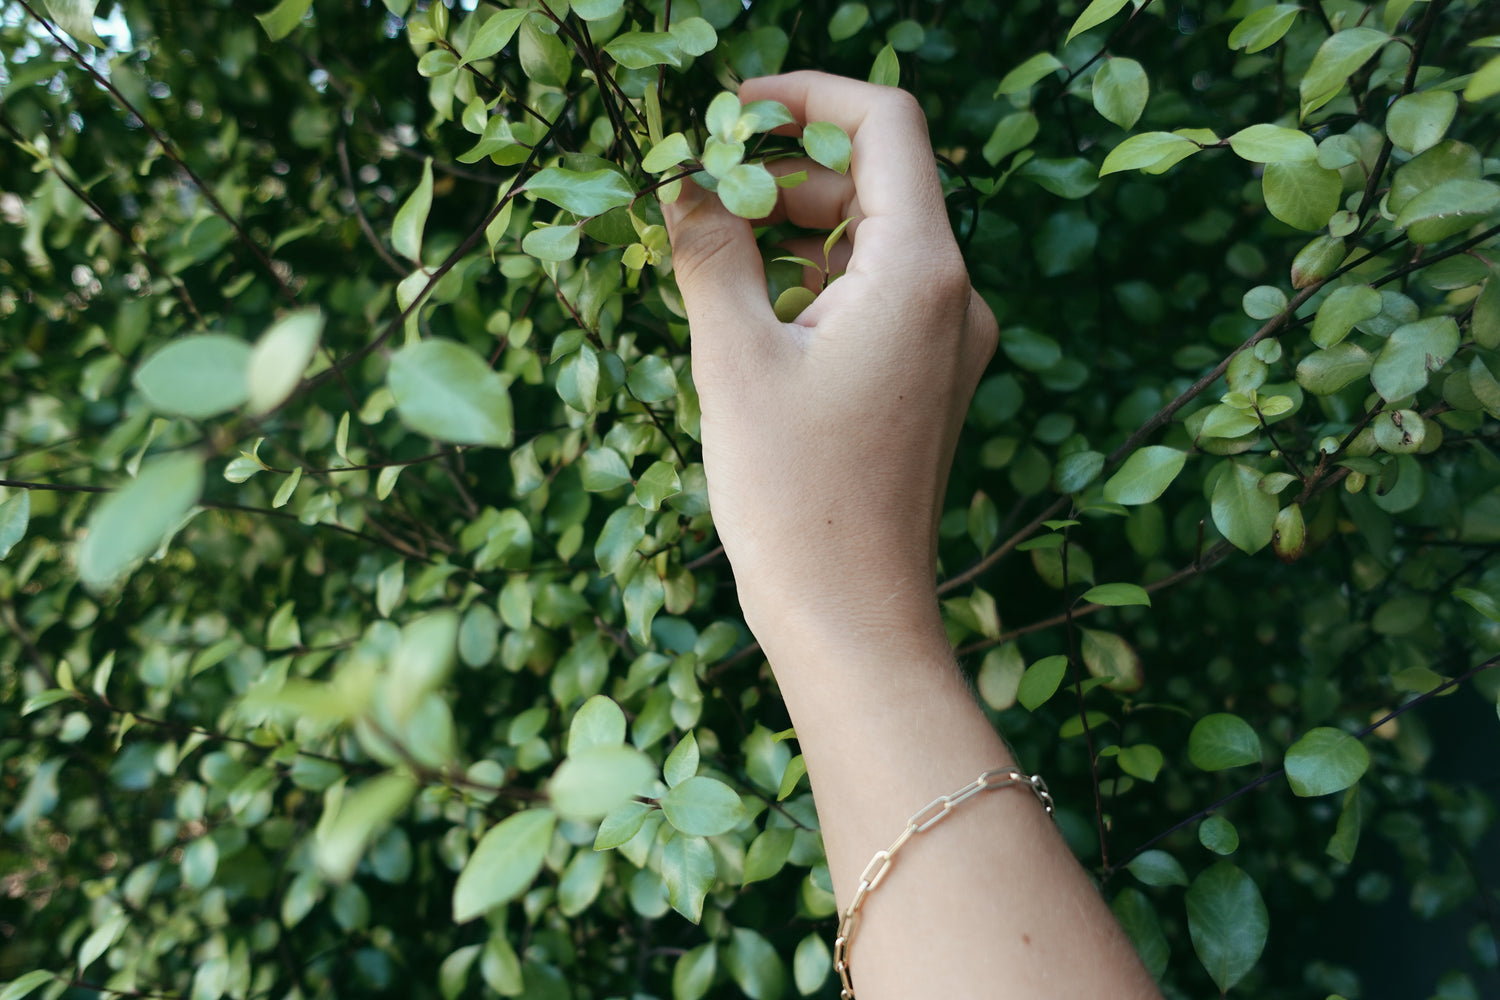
[{"xmin": 3, "ymin": 1, "xmax": 1499, "ymax": 998}]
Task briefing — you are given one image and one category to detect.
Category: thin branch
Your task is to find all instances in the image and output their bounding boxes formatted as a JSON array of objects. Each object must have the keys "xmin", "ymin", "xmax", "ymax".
[
  {"xmin": 1062, "ymin": 531, "xmax": 1110, "ymax": 868},
  {"xmin": 337, "ymin": 134, "xmax": 405, "ymax": 275}
]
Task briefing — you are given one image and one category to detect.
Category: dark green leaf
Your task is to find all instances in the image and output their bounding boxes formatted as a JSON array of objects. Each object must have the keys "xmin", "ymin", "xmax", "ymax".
[
  {"xmin": 1285, "ymin": 727, "xmax": 1370, "ymax": 797},
  {"xmin": 1186, "ymin": 862, "xmax": 1269, "ymax": 993}
]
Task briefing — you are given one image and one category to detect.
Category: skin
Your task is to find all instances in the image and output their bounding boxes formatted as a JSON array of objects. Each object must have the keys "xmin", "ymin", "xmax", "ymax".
[{"xmin": 661, "ymin": 72, "xmax": 1163, "ymax": 999}]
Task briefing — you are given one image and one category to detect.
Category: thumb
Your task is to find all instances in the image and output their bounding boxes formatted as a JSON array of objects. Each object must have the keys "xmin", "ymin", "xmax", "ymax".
[{"xmin": 661, "ymin": 178, "xmax": 777, "ymax": 354}]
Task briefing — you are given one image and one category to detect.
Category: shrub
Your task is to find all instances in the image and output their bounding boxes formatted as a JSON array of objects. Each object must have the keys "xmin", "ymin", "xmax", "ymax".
[{"xmin": 3, "ymin": 1, "xmax": 1499, "ymax": 998}]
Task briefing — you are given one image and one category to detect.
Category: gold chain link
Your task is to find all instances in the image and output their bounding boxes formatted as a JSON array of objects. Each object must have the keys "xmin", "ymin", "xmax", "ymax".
[{"xmin": 831, "ymin": 768, "xmax": 1055, "ymax": 1000}]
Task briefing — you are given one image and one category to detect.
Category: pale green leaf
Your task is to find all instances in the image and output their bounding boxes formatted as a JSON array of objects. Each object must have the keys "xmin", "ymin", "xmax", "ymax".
[
  {"xmin": 1300, "ymin": 27, "xmax": 1392, "ymax": 118},
  {"xmin": 1067, "ymin": 0, "xmax": 1132, "ymax": 45},
  {"xmin": 1262, "ymin": 159, "xmax": 1341, "ymax": 230},
  {"xmin": 1227, "ymin": 124, "xmax": 1315, "ymax": 163},
  {"xmin": 522, "ymin": 224, "xmax": 580, "ymax": 261},
  {"xmin": 1386, "ymin": 90, "xmax": 1458, "ymax": 155},
  {"xmin": 388, "ymin": 339, "xmax": 514, "ymax": 447},
  {"xmin": 315, "ymin": 773, "xmax": 416, "ymax": 882},
  {"xmin": 997, "ymin": 52, "xmax": 1064, "ymax": 95},
  {"xmin": 526, "ymin": 166, "xmax": 636, "ymax": 217},
  {"xmin": 1080, "ymin": 582, "xmax": 1151, "ymax": 607},
  {"xmin": 255, "ymin": 0, "xmax": 312, "ymax": 40},
  {"xmin": 568, "ymin": 695, "xmax": 628, "ymax": 755},
  {"xmin": 44, "ymin": 0, "xmax": 104, "ymax": 46},
  {"xmin": 802, "ymin": 121, "xmax": 851, "ymax": 174},
  {"xmin": 79, "ymin": 453, "xmax": 204, "ymax": 590},
  {"xmin": 717, "ymin": 162, "xmax": 778, "ymax": 219},
  {"xmin": 1092, "ymin": 58, "xmax": 1148, "ymax": 130},
  {"xmin": 1102, "ymin": 446, "xmax": 1186, "ymax": 504},
  {"xmin": 660, "ymin": 775, "xmax": 746, "ymax": 836},
  {"xmin": 133, "ymin": 334, "xmax": 252, "ymax": 419},
  {"xmin": 1228, "ymin": 4, "xmax": 1300, "ymax": 53},
  {"xmin": 247, "ymin": 308, "xmax": 322, "ymax": 415},
  {"xmin": 549, "ymin": 745, "xmax": 656, "ymax": 821},
  {"xmin": 643, "ymin": 132, "xmax": 693, "ymax": 173},
  {"xmin": 392, "ymin": 158, "xmax": 433, "ymax": 262},
  {"xmin": 461, "ymin": 9, "xmax": 527, "ymax": 65},
  {"xmin": 1311, "ymin": 285, "xmax": 1382, "ymax": 348},
  {"xmin": 0, "ymin": 491, "xmax": 30, "ymax": 561}
]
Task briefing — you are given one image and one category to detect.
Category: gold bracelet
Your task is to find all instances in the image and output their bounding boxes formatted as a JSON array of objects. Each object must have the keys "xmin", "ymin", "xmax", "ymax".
[{"xmin": 831, "ymin": 768, "xmax": 1055, "ymax": 1000}]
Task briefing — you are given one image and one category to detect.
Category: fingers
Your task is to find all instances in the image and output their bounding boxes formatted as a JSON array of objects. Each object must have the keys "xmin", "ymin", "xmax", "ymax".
[
  {"xmin": 661, "ymin": 179, "xmax": 779, "ymax": 363},
  {"xmin": 740, "ymin": 72, "xmax": 952, "ymax": 252},
  {"xmin": 762, "ymin": 159, "xmax": 861, "ymax": 234}
]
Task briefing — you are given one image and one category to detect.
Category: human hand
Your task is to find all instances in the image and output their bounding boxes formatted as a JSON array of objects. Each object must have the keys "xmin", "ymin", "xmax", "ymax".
[{"xmin": 662, "ymin": 72, "xmax": 997, "ymax": 658}]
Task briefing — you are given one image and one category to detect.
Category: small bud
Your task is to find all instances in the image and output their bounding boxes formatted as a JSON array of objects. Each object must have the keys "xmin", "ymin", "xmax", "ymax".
[
  {"xmin": 1345, "ymin": 470, "xmax": 1367, "ymax": 494},
  {"xmin": 1273, "ymin": 503, "xmax": 1306, "ymax": 563}
]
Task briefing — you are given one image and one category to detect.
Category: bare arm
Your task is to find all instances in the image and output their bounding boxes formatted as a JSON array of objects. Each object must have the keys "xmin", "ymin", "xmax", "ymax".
[{"xmin": 663, "ymin": 71, "xmax": 1162, "ymax": 999}]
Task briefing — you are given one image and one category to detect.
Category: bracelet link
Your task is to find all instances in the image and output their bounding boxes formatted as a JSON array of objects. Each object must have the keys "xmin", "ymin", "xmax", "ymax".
[{"xmin": 832, "ymin": 766, "xmax": 1056, "ymax": 1000}]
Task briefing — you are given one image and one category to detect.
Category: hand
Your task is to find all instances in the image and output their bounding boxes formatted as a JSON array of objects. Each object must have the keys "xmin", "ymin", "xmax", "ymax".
[{"xmin": 662, "ymin": 72, "xmax": 997, "ymax": 656}]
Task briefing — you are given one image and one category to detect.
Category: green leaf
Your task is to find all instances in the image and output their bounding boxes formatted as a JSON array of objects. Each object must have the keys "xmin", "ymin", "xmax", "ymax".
[
  {"xmin": 673, "ymin": 943, "xmax": 717, "ymax": 1000},
  {"xmin": 661, "ymin": 833, "xmax": 716, "ymax": 922},
  {"xmin": 479, "ymin": 935, "xmax": 522, "ymax": 995},
  {"xmin": 439, "ymin": 945, "xmax": 481, "ymax": 1000},
  {"xmin": 1054, "ymin": 450, "xmax": 1104, "ymax": 493},
  {"xmin": 1126, "ymin": 849, "xmax": 1189, "ymax": 887},
  {"xmin": 1211, "ymin": 462, "xmax": 1278, "ymax": 554},
  {"xmin": 1080, "ymin": 582, "xmax": 1151, "ymax": 607},
  {"xmin": 462, "ymin": 9, "xmax": 527, "ymax": 64},
  {"xmin": 1262, "ymin": 159, "xmax": 1341, "ymax": 230},
  {"xmin": 392, "ymin": 158, "xmax": 433, "ymax": 262},
  {"xmin": 526, "ymin": 166, "xmax": 636, "ymax": 218},
  {"xmin": 643, "ymin": 133, "xmax": 693, "ymax": 173},
  {"xmin": 548, "ymin": 745, "xmax": 656, "ymax": 821},
  {"xmin": 802, "ymin": 121, "xmax": 851, "ymax": 175},
  {"xmin": 1326, "ymin": 785, "xmax": 1363, "ymax": 863},
  {"xmin": 663, "ymin": 731, "xmax": 700, "ymax": 788},
  {"xmin": 580, "ymin": 447, "xmax": 633, "ymax": 492},
  {"xmin": 624, "ymin": 570, "xmax": 665, "ymax": 645},
  {"xmin": 1018, "ymin": 157, "xmax": 1100, "ymax": 199},
  {"xmin": 594, "ymin": 800, "xmax": 653, "ymax": 850},
  {"xmin": 1102, "ymin": 446, "xmax": 1186, "ymax": 504},
  {"xmin": 1118, "ymin": 743, "xmax": 1163, "ymax": 781},
  {"xmin": 660, "ymin": 775, "xmax": 746, "ymax": 836},
  {"xmin": 1285, "ymin": 727, "xmax": 1370, "ymax": 796},
  {"xmin": 315, "ymin": 772, "xmax": 417, "ymax": 882},
  {"xmin": 1227, "ymin": 124, "xmax": 1315, "ymax": 163},
  {"xmin": 1311, "ymin": 285, "xmax": 1382, "ymax": 348},
  {"xmin": 1393, "ymin": 179, "xmax": 1500, "ymax": 244},
  {"xmin": 519, "ymin": 18, "xmax": 571, "ymax": 86},
  {"xmin": 1186, "ymin": 862, "xmax": 1269, "ymax": 993},
  {"xmin": 1189, "ymin": 713, "xmax": 1261, "ymax": 770},
  {"xmin": 1111, "ymin": 889, "xmax": 1169, "ymax": 980},
  {"xmin": 717, "ymin": 162, "xmax": 778, "ymax": 219},
  {"xmin": 568, "ymin": 695, "xmax": 628, "ymax": 754},
  {"xmin": 1387, "ymin": 90, "xmax": 1457, "ymax": 155},
  {"xmin": 1092, "ymin": 58, "xmax": 1148, "ymax": 130},
  {"xmin": 1099, "ymin": 131, "xmax": 1197, "ymax": 176},
  {"xmin": 596, "ymin": 505, "xmax": 646, "ymax": 575},
  {"xmin": 1300, "ymin": 27, "xmax": 1391, "ymax": 118},
  {"xmin": 627, "ymin": 355, "xmax": 678, "ymax": 402},
  {"xmin": 1017, "ymin": 654, "xmax": 1069, "ymax": 711},
  {"xmin": 1371, "ymin": 317, "xmax": 1459, "ymax": 402},
  {"xmin": 255, "ymin": 0, "xmax": 312, "ymax": 41},
  {"xmin": 982, "ymin": 111, "xmax": 1039, "ymax": 165},
  {"xmin": 247, "ymin": 308, "xmax": 322, "ymax": 415},
  {"xmin": 723, "ymin": 927, "xmax": 785, "ymax": 1000},
  {"xmin": 669, "ymin": 17, "xmax": 718, "ymax": 57},
  {"xmin": 793, "ymin": 933, "xmax": 832, "ymax": 995},
  {"xmin": 388, "ymin": 339, "xmax": 514, "ymax": 447},
  {"xmin": 43, "ymin": 0, "xmax": 104, "ymax": 46},
  {"xmin": 604, "ymin": 30, "xmax": 683, "ymax": 69},
  {"xmin": 0, "ymin": 971, "xmax": 57, "ymax": 1000},
  {"xmin": 133, "ymin": 334, "xmax": 252, "ymax": 419},
  {"xmin": 829, "ymin": 3, "xmax": 869, "ymax": 41},
  {"xmin": 1466, "ymin": 53, "xmax": 1500, "ymax": 102},
  {"xmin": 1229, "ymin": 4, "xmax": 1300, "ymax": 53},
  {"xmin": 557, "ymin": 847, "xmax": 609, "ymax": 917},
  {"xmin": 1296, "ymin": 343, "xmax": 1373, "ymax": 396},
  {"xmin": 453, "ymin": 808, "xmax": 557, "ymax": 922},
  {"xmin": 997, "ymin": 51, "xmax": 1065, "ymax": 95},
  {"xmin": 999, "ymin": 326, "xmax": 1062, "ymax": 370},
  {"xmin": 572, "ymin": 0, "xmax": 624, "ymax": 19},
  {"xmin": 1066, "ymin": 0, "xmax": 1132, "ymax": 44},
  {"xmin": 706, "ymin": 92, "xmax": 742, "ymax": 139},
  {"xmin": 0, "ymin": 491, "xmax": 30, "ymax": 560},
  {"xmin": 79, "ymin": 453, "xmax": 204, "ymax": 590},
  {"xmin": 1199, "ymin": 814, "xmax": 1240, "ymax": 855},
  {"xmin": 868, "ymin": 43, "xmax": 900, "ymax": 87},
  {"xmin": 1454, "ymin": 587, "xmax": 1500, "ymax": 623},
  {"xmin": 743, "ymin": 827, "xmax": 794, "ymax": 884}
]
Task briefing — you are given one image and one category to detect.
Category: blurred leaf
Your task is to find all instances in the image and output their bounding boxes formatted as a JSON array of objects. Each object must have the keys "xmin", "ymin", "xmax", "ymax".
[
  {"xmin": 389, "ymin": 339, "xmax": 514, "ymax": 447},
  {"xmin": 0, "ymin": 491, "xmax": 30, "ymax": 560},
  {"xmin": 549, "ymin": 746, "xmax": 656, "ymax": 821},
  {"xmin": 255, "ymin": 0, "xmax": 313, "ymax": 40},
  {"xmin": 133, "ymin": 334, "xmax": 251, "ymax": 418},
  {"xmin": 79, "ymin": 453, "xmax": 204, "ymax": 590}
]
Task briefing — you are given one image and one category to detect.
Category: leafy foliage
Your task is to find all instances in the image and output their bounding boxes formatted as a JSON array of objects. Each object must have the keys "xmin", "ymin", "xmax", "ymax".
[{"xmin": 3, "ymin": 2, "xmax": 1500, "ymax": 999}]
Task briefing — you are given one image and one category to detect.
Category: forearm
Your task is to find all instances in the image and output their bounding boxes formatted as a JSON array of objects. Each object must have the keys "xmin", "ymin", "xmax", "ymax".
[{"xmin": 758, "ymin": 605, "xmax": 1162, "ymax": 1000}]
